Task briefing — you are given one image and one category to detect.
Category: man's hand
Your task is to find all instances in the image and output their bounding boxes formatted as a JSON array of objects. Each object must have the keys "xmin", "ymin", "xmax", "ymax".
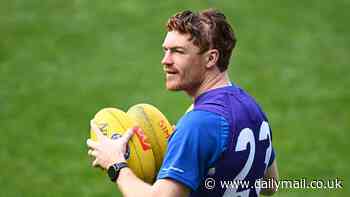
[{"xmin": 86, "ymin": 120, "xmax": 135, "ymax": 169}]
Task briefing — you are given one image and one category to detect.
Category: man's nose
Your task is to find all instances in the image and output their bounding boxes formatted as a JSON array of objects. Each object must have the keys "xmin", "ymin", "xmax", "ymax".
[{"xmin": 161, "ymin": 51, "xmax": 173, "ymax": 65}]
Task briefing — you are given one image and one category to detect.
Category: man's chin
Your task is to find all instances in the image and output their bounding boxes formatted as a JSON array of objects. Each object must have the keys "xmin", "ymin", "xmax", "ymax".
[
  {"xmin": 165, "ymin": 83, "xmax": 182, "ymax": 91},
  {"xmin": 166, "ymin": 86, "xmax": 181, "ymax": 91}
]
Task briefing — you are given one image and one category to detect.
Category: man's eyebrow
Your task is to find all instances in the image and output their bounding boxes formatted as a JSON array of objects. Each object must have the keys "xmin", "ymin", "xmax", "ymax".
[{"xmin": 162, "ymin": 46, "xmax": 186, "ymax": 51}]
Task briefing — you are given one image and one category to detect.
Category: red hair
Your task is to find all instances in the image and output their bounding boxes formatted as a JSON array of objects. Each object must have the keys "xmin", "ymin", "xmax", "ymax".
[{"xmin": 166, "ymin": 9, "xmax": 237, "ymax": 72}]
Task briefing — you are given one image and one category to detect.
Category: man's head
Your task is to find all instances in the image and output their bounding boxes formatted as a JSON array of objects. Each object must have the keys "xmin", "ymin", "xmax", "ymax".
[{"xmin": 161, "ymin": 9, "xmax": 236, "ymax": 93}]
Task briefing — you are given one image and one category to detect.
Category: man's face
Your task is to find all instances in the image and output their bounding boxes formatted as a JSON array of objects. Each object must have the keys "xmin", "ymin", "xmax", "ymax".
[{"xmin": 161, "ymin": 31, "xmax": 207, "ymax": 92}]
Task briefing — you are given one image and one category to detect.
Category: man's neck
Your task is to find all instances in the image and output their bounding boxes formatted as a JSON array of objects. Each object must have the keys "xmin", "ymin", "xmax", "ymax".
[{"xmin": 188, "ymin": 71, "xmax": 231, "ymax": 100}]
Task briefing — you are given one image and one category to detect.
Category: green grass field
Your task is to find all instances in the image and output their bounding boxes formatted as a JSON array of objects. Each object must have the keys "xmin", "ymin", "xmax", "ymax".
[{"xmin": 1, "ymin": 0, "xmax": 349, "ymax": 196}]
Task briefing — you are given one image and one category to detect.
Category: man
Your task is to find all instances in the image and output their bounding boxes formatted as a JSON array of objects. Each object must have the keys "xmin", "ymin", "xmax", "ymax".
[{"xmin": 87, "ymin": 9, "xmax": 279, "ymax": 197}]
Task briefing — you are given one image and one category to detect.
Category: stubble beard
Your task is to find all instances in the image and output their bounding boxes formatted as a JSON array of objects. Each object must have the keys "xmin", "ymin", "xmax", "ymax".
[{"xmin": 165, "ymin": 72, "xmax": 202, "ymax": 96}]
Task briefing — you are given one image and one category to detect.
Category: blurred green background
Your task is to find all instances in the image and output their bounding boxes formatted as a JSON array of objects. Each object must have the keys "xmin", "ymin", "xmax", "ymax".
[{"xmin": 1, "ymin": 0, "xmax": 349, "ymax": 196}]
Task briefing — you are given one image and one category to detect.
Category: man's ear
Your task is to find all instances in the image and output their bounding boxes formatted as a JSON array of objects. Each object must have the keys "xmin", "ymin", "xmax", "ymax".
[{"xmin": 206, "ymin": 49, "xmax": 219, "ymax": 69}]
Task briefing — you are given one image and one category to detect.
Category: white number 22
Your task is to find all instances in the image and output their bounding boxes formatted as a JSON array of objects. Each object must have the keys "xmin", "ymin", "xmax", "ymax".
[{"xmin": 223, "ymin": 121, "xmax": 272, "ymax": 197}]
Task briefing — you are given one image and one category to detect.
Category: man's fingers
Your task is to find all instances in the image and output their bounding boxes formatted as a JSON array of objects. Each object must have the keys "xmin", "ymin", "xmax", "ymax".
[
  {"xmin": 87, "ymin": 139, "xmax": 99, "ymax": 149},
  {"xmin": 120, "ymin": 127, "xmax": 135, "ymax": 143},
  {"xmin": 92, "ymin": 158, "xmax": 99, "ymax": 167},
  {"xmin": 90, "ymin": 120, "xmax": 104, "ymax": 140},
  {"xmin": 88, "ymin": 149, "xmax": 98, "ymax": 157}
]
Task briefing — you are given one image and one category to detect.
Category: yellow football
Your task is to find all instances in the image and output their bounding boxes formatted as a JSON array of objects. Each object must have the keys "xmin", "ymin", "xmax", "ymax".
[
  {"xmin": 127, "ymin": 104, "xmax": 174, "ymax": 171},
  {"xmin": 90, "ymin": 107, "xmax": 156, "ymax": 183}
]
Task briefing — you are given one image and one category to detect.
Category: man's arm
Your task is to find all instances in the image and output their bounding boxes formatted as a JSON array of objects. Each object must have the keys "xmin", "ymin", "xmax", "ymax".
[
  {"xmin": 260, "ymin": 160, "xmax": 279, "ymax": 196},
  {"xmin": 117, "ymin": 167, "xmax": 190, "ymax": 197}
]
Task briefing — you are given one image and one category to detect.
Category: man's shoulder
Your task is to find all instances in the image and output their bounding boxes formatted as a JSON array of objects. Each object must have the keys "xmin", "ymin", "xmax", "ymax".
[
  {"xmin": 193, "ymin": 86, "xmax": 237, "ymax": 120},
  {"xmin": 178, "ymin": 110, "xmax": 224, "ymax": 128},
  {"xmin": 193, "ymin": 84, "xmax": 268, "ymax": 124},
  {"xmin": 194, "ymin": 85, "xmax": 248, "ymax": 109}
]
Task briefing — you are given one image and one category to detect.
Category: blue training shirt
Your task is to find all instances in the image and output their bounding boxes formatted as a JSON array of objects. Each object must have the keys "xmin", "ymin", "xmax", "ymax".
[{"xmin": 157, "ymin": 84, "xmax": 276, "ymax": 197}]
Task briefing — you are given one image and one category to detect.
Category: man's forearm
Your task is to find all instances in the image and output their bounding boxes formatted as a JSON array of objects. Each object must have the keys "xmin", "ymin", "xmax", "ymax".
[{"xmin": 116, "ymin": 167, "xmax": 153, "ymax": 197}]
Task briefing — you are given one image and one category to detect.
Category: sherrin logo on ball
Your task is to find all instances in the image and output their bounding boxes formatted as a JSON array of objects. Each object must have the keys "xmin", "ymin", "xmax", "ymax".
[
  {"xmin": 133, "ymin": 127, "xmax": 152, "ymax": 151},
  {"xmin": 90, "ymin": 107, "xmax": 156, "ymax": 183}
]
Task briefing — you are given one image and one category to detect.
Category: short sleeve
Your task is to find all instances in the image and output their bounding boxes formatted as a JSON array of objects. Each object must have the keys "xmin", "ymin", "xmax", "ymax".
[{"xmin": 156, "ymin": 110, "xmax": 229, "ymax": 191}]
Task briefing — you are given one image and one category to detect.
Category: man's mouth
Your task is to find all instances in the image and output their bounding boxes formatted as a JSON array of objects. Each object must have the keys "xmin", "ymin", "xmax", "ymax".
[{"xmin": 165, "ymin": 70, "xmax": 178, "ymax": 75}]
